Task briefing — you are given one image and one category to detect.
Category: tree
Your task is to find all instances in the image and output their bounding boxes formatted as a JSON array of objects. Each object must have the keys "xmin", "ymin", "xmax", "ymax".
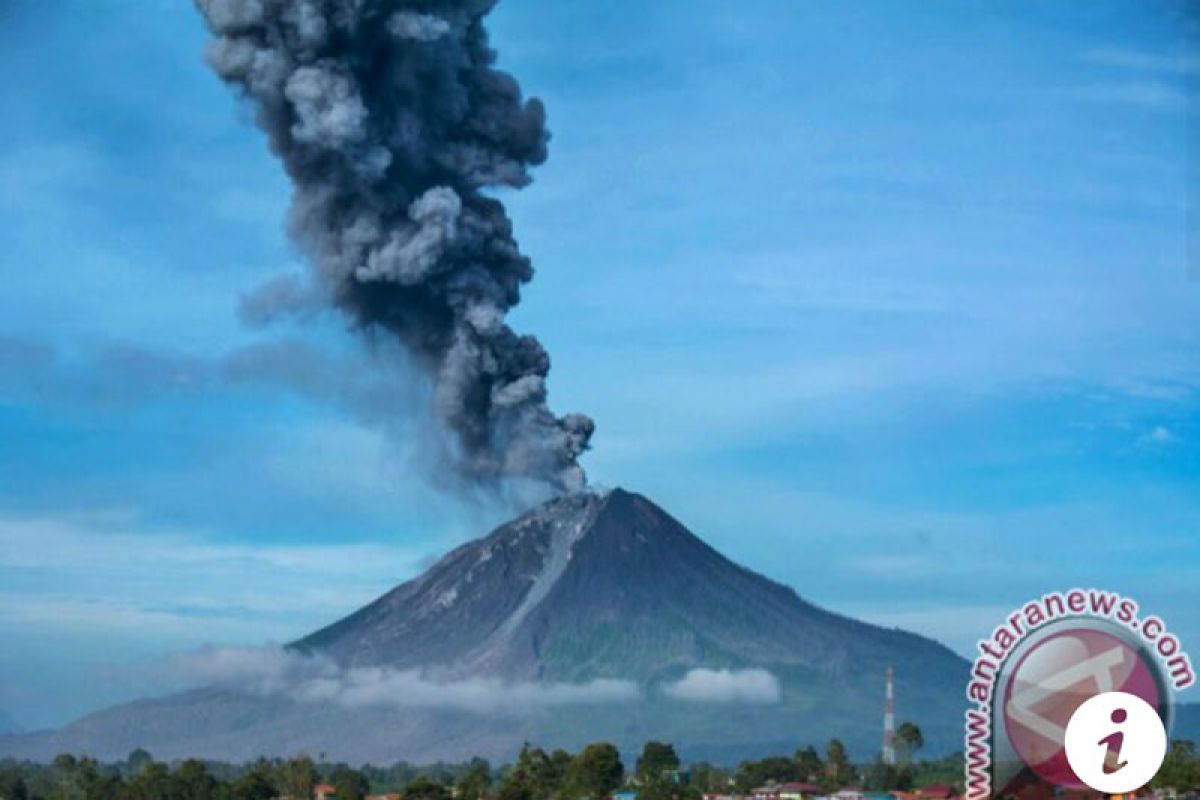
[
  {"xmin": 128, "ymin": 760, "xmax": 174, "ymax": 800},
  {"xmin": 1153, "ymin": 740, "xmax": 1200, "ymax": 791},
  {"xmin": 50, "ymin": 754, "xmax": 79, "ymax": 800},
  {"xmin": 125, "ymin": 749, "xmax": 154, "ymax": 776},
  {"xmin": 793, "ymin": 747, "xmax": 822, "ymax": 782},
  {"xmin": 865, "ymin": 760, "xmax": 912, "ymax": 792},
  {"xmin": 545, "ymin": 750, "xmax": 574, "ymax": 798},
  {"xmin": 823, "ymin": 740, "xmax": 856, "ymax": 789},
  {"xmin": 175, "ymin": 759, "xmax": 218, "ymax": 800},
  {"xmin": 499, "ymin": 745, "xmax": 571, "ymax": 800},
  {"xmin": 508, "ymin": 747, "xmax": 537, "ymax": 800},
  {"xmin": 403, "ymin": 775, "xmax": 449, "ymax": 800},
  {"xmin": 230, "ymin": 762, "xmax": 278, "ymax": 800},
  {"xmin": 637, "ymin": 776, "xmax": 673, "ymax": 800},
  {"xmin": 279, "ymin": 757, "xmax": 318, "ymax": 800},
  {"xmin": 458, "ymin": 759, "xmax": 492, "ymax": 800},
  {"xmin": 688, "ymin": 763, "xmax": 730, "ymax": 794},
  {"xmin": 49, "ymin": 755, "xmax": 117, "ymax": 800},
  {"xmin": 894, "ymin": 722, "xmax": 924, "ymax": 765},
  {"xmin": 498, "ymin": 758, "xmax": 533, "ymax": 800},
  {"xmin": 336, "ymin": 767, "xmax": 372, "ymax": 800},
  {"xmin": 2, "ymin": 775, "xmax": 30, "ymax": 800},
  {"xmin": 636, "ymin": 742, "xmax": 679, "ymax": 783},
  {"xmin": 565, "ymin": 743, "xmax": 624, "ymax": 800}
]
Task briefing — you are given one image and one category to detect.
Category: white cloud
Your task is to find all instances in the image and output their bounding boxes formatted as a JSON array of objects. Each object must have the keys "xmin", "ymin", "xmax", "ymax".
[
  {"xmin": 662, "ymin": 668, "xmax": 780, "ymax": 704},
  {"xmin": 160, "ymin": 645, "xmax": 639, "ymax": 714},
  {"xmin": 1140, "ymin": 425, "xmax": 1178, "ymax": 446},
  {"xmin": 0, "ymin": 511, "xmax": 418, "ymax": 577}
]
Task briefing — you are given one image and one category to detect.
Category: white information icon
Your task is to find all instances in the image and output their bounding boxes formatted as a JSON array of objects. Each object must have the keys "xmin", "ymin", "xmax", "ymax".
[{"xmin": 1064, "ymin": 691, "xmax": 1168, "ymax": 795}]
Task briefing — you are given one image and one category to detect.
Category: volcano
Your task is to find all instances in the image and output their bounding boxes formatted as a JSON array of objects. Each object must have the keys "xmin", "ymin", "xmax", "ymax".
[{"xmin": 0, "ymin": 489, "xmax": 969, "ymax": 763}]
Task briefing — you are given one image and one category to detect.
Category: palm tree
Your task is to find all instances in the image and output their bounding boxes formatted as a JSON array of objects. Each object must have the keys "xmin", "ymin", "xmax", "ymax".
[{"xmin": 895, "ymin": 721, "xmax": 924, "ymax": 764}]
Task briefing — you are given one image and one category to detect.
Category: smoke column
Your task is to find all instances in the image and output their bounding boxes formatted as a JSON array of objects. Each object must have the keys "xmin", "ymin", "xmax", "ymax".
[{"xmin": 195, "ymin": 0, "xmax": 594, "ymax": 493}]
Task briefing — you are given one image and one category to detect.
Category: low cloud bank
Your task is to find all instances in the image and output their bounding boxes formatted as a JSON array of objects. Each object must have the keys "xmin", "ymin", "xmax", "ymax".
[
  {"xmin": 662, "ymin": 668, "xmax": 781, "ymax": 704},
  {"xmin": 165, "ymin": 646, "xmax": 638, "ymax": 714},
  {"xmin": 160, "ymin": 651, "xmax": 782, "ymax": 711}
]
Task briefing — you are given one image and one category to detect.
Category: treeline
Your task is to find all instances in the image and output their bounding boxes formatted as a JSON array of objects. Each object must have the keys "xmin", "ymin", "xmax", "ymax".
[
  {"xmin": 700, "ymin": 735, "xmax": 961, "ymax": 795},
  {"xmin": 0, "ymin": 749, "xmax": 479, "ymax": 800},
  {"xmin": 1153, "ymin": 741, "xmax": 1200, "ymax": 791},
  {"xmin": 0, "ymin": 732, "xmax": 968, "ymax": 800}
]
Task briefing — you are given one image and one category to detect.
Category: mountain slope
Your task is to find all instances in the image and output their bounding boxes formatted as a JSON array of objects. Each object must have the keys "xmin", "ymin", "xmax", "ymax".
[
  {"xmin": 293, "ymin": 491, "xmax": 608, "ymax": 673},
  {"xmin": 0, "ymin": 710, "xmax": 21, "ymax": 735},
  {"xmin": 0, "ymin": 488, "xmax": 969, "ymax": 763},
  {"xmin": 297, "ymin": 489, "xmax": 961, "ymax": 687}
]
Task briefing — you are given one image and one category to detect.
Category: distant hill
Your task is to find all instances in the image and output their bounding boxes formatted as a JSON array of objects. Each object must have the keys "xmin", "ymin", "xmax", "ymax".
[
  {"xmin": 0, "ymin": 488, "xmax": 968, "ymax": 764},
  {"xmin": 0, "ymin": 711, "xmax": 21, "ymax": 735},
  {"xmin": 1175, "ymin": 702, "xmax": 1200, "ymax": 743}
]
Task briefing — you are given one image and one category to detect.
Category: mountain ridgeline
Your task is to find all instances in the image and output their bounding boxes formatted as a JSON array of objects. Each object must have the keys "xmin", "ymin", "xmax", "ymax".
[
  {"xmin": 297, "ymin": 489, "xmax": 964, "ymax": 691},
  {"xmin": 0, "ymin": 489, "xmax": 969, "ymax": 763}
]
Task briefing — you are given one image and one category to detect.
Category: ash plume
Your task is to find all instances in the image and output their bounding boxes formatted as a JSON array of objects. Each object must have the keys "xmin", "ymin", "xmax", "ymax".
[{"xmin": 195, "ymin": 0, "xmax": 594, "ymax": 493}]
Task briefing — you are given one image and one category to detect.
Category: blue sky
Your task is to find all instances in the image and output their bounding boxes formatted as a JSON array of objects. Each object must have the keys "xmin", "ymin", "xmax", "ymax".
[{"xmin": 0, "ymin": 0, "xmax": 1197, "ymax": 729}]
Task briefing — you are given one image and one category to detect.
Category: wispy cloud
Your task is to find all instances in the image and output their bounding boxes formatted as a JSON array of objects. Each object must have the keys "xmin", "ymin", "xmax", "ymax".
[
  {"xmin": 662, "ymin": 668, "xmax": 780, "ymax": 704},
  {"xmin": 1083, "ymin": 48, "xmax": 1200, "ymax": 76},
  {"xmin": 0, "ymin": 510, "xmax": 430, "ymax": 640},
  {"xmin": 1064, "ymin": 81, "xmax": 1189, "ymax": 112},
  {"xmin": 0, "ymin": 334, "xmax": 421, "ymax": 427},
  {"xmin": 0, "ymin": 511, "xmax": 418, "ymax": 576}
]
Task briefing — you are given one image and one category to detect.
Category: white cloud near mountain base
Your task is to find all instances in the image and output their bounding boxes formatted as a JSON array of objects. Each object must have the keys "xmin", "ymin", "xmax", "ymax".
[
  {"xmin": 662, "ymin": 668, "xmax": 781, "ymax": 704},
  {"xmin": 163, "ymin": 645, "xmax": 639, "ymax": 714}
]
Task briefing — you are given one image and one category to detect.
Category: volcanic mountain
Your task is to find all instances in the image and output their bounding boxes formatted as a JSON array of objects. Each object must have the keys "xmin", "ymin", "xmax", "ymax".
[{"xmin": 0, "ymin": 489, "xmax": 969, "ymax": 763}]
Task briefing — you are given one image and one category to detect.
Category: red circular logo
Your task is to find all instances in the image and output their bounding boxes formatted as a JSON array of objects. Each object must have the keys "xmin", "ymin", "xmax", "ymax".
[{"xmin": 1002, "ymin": 628, "xmax": 1162, "ymax": 788}]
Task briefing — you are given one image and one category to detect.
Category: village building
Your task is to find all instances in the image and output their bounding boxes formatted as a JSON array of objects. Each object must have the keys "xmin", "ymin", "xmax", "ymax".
[
  {"xmin": 832, "ymin": 786, "xmax": 866, "ymax": 800},
  {"xmin": 778, "ymin": 782, "xmax": 823, "ymax": 800}
]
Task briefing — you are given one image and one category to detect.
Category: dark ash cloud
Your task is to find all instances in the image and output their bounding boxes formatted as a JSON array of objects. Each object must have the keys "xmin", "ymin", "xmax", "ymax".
[{"xmin": 194, "ymin": 0, "xmax": 594, "ymax": 495}]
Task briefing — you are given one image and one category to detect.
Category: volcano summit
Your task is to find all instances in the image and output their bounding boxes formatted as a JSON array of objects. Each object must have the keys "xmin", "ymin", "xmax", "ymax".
[{"xmin": 0, "ymin": 489, "xmax": 968, "ymax": 763}]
